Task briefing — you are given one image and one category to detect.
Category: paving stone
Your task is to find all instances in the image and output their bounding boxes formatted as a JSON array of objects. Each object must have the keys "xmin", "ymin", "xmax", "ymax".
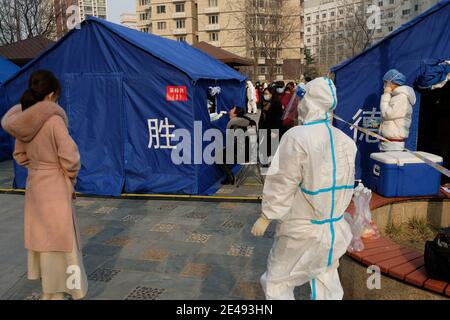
[
  {"xmin": 227, "ymin": 245, "xmax": 255, "ymax": 257},
  {"xmin": 103, "ymin": 237, "xmax": 133, "ymax": 247},
  {"xmin": 232, "ymin": 281, "xmax": 265, "ymax": 300},
  {"xmin": 125, "ymin": 286, "xmax": 166, "ymax": 300},
  {"xmin": 180, "ymin": 263, "xmax": 211, "ymax": 279},
  {"xmin": 217, "ymin": 202, "xmax": 238, "ymax": 210},
  {"xmin": 88, "ymin": 268, "xmax": 121, "ymax": 282},
  {"xmin": 75, "ymin": 200, "xmax": 95, "ymax": 208},
  {"xmin": 141, "ymin": 249, "xmax": 170, "ymax": 262},
  {"xmin": 80, "ymin": 226, "xmax": 102, "ymax": 237}
]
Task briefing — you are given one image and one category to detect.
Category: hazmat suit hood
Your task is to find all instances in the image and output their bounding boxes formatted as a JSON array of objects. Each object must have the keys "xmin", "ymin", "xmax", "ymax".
[
  {"xmin": 298, "ymin": 77, "xmax": 337, "ymax": 125},
  {"xmin": 392, "ymin": 86, "xmax": 417, "ymax": 106}
]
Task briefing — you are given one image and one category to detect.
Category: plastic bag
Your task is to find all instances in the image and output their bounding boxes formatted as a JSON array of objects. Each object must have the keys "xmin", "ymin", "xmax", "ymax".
[{"xmin": 345, "ymin": 183, "xmax": 380, "ymax": 253}]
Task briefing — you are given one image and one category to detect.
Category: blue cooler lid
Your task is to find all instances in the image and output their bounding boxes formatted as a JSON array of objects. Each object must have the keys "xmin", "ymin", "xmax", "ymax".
[{"xmin": 370, "ymin": 151, "xmax": 443, "ymax": 165}]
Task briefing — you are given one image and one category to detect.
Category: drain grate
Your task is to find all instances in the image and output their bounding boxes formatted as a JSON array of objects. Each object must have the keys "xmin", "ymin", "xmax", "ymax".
[
  {"xmin": 24, "ymin": 292, "xmax": 41, "ymax": 300},
  {"xmin": 94, "ymin": 207, "xmax": 117, "ymax": 215},
  {"xmin": 88, "ymin": 268, "xmax": 121, "ymax": 282},
  {"xmin": 227, "ymin": 245, "xmax": 254, "ymax": 257},
  {"xmin": 185, "ymin": 232, "xmax": 211, "ymax": 244},
  {"xmin": 150, "ymin": 223, "xmax": 176, "ymax": 233},
  {"xmin": 121, "ymin": 215, "xmax": 142, "ymax": 223},
  {"xmin": 125, "ymin": 286, "xmax": 165, "ymax": 300},
  {"xmin": 221, "ymin": 219, "xmax": 245, "ymax": 229},
  {"xmin": 184, "ymin": 211, "xmax": 208, "ymax": 220}
]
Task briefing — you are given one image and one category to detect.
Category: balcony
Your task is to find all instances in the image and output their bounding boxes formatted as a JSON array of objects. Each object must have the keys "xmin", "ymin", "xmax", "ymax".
[
  {"xmin": 204, "ymin": 7, "xmax": 220, "ymax": 14},
  {"xmin": 276, "ymin": 59, "xmax": 284, "ymax": 65},
  {"xmin": 173, "ymin": 28, "xmax": 187, "ymax": 35},
  {"xmin": 257, "ymin": 58, "xmax": 266, "ymax": 65},
  {"xmin": 205, "ymin": 24, "xmax": 220, "ymax": 31},
  {"xmin": 172, "ymin": 12, "xmax": 186, "ymax": 19}
]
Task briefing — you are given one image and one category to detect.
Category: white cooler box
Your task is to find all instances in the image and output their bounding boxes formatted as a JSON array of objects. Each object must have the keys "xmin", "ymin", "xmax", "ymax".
[{"xmin": 368, "ymin": 151, "xmax": 443, "ymax": 197}]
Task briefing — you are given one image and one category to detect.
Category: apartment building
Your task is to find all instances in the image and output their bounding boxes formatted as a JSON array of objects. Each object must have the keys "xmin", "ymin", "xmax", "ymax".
[
  {"xmin": 136, "ymin": 0, "xmax": 305, "ymax": 82},
  {"xmin": 304, "ymin": 0, "xmax": 440, "ymax": 72},
  {"xmin": 136, "ymin": 0, "xmax": 152, "ymax": 33},
  {"xmin": 140, "ymin": 0, "xmax": 199, "ymax": 44},
  {"xmin": 120, "ymin": 13, "xmax": 138, "ymax": 30},
  {"xmin": 54, "ymin": 0, "xmax": 108, "ymax": 38}
]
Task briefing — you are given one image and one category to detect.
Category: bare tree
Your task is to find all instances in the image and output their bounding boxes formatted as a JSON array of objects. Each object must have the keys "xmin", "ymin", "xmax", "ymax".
[
  {"xmin": 226, "ymin": 0, "xmax": 301, "ymax": 82},
  {"xmin": 0, "ymin": 0, "xmax": 59, "ymax": 45},
  {"xmin": 315, "ymin": 0, "xmax": 376, "ymax": 74},
  {"xmin": 341, "ymin": 0, "xmax": 375, "ymax": 56}
]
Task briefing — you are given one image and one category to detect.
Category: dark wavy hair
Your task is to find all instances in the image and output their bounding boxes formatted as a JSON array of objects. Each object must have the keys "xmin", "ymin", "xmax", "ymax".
[{"xmin": 20, "ymin": 70, "xmax": 61, "ymax": 111}]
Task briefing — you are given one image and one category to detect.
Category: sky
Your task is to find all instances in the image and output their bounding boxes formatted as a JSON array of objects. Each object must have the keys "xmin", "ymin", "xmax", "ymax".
[{"xmin": 107, "ymin": 0, "xmax": 136, "ymax": 23}]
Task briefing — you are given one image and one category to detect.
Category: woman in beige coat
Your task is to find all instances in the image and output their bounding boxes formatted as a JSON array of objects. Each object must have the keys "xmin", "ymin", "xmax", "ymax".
[{"xmin": 1, "ymin": 70, "xmax": 88, "ymax": 300}]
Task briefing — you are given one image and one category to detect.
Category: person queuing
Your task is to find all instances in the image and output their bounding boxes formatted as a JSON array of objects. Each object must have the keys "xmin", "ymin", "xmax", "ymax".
[
  {"xmin": 218, "ymin": 106, "xmax": 257, "ymax": 185},
  {"xmin": 379, "ymin": 69, "xmax": 417, "ymax": 151},
  {"xmin": 251, "ymin": 77, "xmax": 357, "ymax": 300},
  {"xmin": 280, "ymin": 82, "xmax": 299, "ymax": 134},
  {"xmin": 258, "ymin": 86, "xmax": 283, "ymax": 164},
  {"xmin": 1, "ymin": 70, "xmax": 88, "ymax": 300},
  {"xmin": 246, "ymin": 80, "xmax": 258, "ymax": 114}
]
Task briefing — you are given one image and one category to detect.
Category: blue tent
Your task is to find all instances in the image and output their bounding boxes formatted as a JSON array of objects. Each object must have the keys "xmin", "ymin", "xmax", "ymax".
[
  {"xmin": 331, "ymin": 0, "xmax": 450, "ymax": 182},
  {"xmin": 0, "ymin": 56, "xmax": 19, "ymax": 85},
  {"xmin": 0, "ymin": 17, "xmax": 246, "ymax": 196}
]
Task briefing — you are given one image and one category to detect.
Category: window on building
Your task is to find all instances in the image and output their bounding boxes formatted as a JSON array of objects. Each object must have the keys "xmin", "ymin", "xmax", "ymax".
[
  {"xmin": 175, "ymin": 3, "xmax": 185, "ymax": 13},
  {"xmin": 378, "ymin": 1, "xmax": 383, "ymax": 7},
  {"xmin": 389, "ymin": 0, "xmax": 395, "ymax": 4},
  {"xmin": 307, "ymin": 16, "xmax": 311, "ymax": 21},
  {"xmin": 140, "ymin": 13, "xmax": 149, "ymax": 21},
  {"xmin": 415, "ymin": 4, "xmax": 419, "ymax": 11},
  {"xmin": 331, "ymin": 11, "xmax": 335, "ymax": 17},
  {"xmin": 208, "ymin": 0, "xmax": 218, "ymax": 7},
  {"xmin": 157, "ymin": 21, "xmax": 167, "ymax": 30},
  {"xmin": 176, "ymin": 19, "xmax": 185, "ymax": 29},
  {"xmin": 322, "ymin": 13, "xmax": 326, "ymax": 18},
  {"xmin": 208, "ymin": 15, "xmax": 219, "ymax": 24},
  {"xmin": 402, "ymin": 9, "xmax": 410, "ymax": 16},
  {"xmin": 339, "ymin": 9, "xmax": 344, "ymax": 15},
  {"xmin": 388, "ymin": 26, "xmax": 394, "ymax": 32},
  {"xmin": 307, "ymin": 27, "xmax": 311, "ymax": 32},
  {"xmin": 157, "ymin": 5, "xmax": 166, "ymax": 14},
  {"xmin": 177, "ymin": 36, "xmax": 186, "ymax": 42},
  {"xmin": 260, "ymin": 67, "xmax": 267, "ymax": 74},
  {"xmin": 141, "ymin": 27, "xmax": 150, "ymax": 33},
  {"xmin": 209, "ymin": 32, "xmax": 219, "ymax": 42},
  {"xmin": 307, "ymin": 38, "xmax": 311, "ymax": 43}
]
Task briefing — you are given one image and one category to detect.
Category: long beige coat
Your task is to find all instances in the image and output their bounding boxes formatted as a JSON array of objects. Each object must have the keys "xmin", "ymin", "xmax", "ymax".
[{"xmin": 1, "ymin": 101, "xmax": 80, "ymax": 252}]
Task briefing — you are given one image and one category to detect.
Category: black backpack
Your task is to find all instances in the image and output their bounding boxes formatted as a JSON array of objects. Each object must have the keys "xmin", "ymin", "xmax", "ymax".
[{"xmin": 424, "ymin": 227, "xmax": 450, "ymax": 282}]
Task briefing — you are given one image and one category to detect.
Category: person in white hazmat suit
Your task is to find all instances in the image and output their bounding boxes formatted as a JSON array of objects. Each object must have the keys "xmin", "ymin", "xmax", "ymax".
[
  {"xmin": 379, "ymin": 69, "xmax": 417, "ymax": 151},
  {"xmin": 251, "ymin": 77, "xmax": 357, "ymax": 300},
  {"xmin": 246, "ymin": 80, "xmax": 258, "ymax": 114}
]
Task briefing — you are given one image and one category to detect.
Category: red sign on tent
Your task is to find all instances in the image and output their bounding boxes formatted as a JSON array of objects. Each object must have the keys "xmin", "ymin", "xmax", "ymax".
[{"xmin": 166, "ymin": 86, "xmax": 188, "ymax": 101}]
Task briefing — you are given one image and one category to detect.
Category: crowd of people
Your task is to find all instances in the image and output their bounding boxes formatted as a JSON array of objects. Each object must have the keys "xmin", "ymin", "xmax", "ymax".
[{"xmin": 0, "ymin": 68, "xmax": 417, "ymax": 301}]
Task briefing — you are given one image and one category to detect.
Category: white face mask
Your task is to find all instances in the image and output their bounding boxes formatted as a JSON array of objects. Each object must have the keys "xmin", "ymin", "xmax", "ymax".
[
  {"xmin": 264, "ymin": 94, "xmax": 271, "ymax": 101},
  {"xmin": 276, "ymin": 88, "xmax": 285, "ymax": 94}
]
